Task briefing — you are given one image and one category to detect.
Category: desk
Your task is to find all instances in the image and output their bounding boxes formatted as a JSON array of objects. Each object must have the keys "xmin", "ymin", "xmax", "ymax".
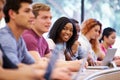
[
  {"xmin": 72, "ymin": 69, "xmax": 102, "ymax": 80},
  {"xmin": 72, "ymin": 67, "xmax": 120, "ymax": 80}
]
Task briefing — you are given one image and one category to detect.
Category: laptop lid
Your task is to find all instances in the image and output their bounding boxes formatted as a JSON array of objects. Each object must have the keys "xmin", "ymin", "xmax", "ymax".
[{"xmin": 102, "ymin": 48, "xmax": 117, "ymax": 66}]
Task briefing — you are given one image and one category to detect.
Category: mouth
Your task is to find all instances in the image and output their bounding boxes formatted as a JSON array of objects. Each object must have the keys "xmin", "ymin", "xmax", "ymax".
[{"xmin": 63, "ymin": 35, "xmax": 70, "ymax": 41}]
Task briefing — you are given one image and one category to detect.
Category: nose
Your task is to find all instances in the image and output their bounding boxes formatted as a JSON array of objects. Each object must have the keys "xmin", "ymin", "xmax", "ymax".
[
  {"xmin": 30, "ymin": 11, "xmax": 35, "ymax": 19},
  {"xmin": 47, "ymin": 18, "xmax": 52, "ymax": 25}
]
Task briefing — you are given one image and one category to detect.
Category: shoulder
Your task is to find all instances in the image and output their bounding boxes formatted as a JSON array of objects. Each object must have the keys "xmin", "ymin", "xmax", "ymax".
[
  {"xmin": 46, "ymin": 38, "xmax": 55, "ymax": 50},
  {"xmin": 22, "ymin": 30, "xmax": 37, "ymax": 43},
  {"xmin": 0, "ymin": 27, "xmax": 16, "ymax": 46},
  {"xmin": 22, "ymin": 30, "xmax": 35, "ymax": 39}
]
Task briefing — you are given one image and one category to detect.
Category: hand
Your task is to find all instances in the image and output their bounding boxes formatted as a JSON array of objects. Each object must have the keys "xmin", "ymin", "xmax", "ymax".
[{"xmin": 51, "ymin": 67, "xmax": 72, "ymax": 80}]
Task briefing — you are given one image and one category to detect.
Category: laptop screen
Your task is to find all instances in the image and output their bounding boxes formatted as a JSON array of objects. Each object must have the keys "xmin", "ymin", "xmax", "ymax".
[{"xmin": 102, "ymin": 48, "xmax": 117, "ymax": 66}]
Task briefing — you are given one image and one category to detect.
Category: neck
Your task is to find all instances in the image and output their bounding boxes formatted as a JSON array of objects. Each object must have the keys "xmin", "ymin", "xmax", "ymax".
[
  {"xmin": 7, "ymin": 22, "xmax": 24, "ymax": 41},
  {"xmin": 32, "ymin": 27, "xmax": 43, "ymax": 37},
  {"xmin": 85, "ymin": 34, "xmax": 91, "ymax": 41},
  {"xmin": 102, "ymin": 41, "xmax": 110, "ymax": 49}
]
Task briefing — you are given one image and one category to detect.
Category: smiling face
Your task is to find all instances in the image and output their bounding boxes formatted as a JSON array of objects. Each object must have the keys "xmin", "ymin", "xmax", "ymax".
[
  {"xmin": 33, "ymin": 10, "xmax": 52, "ymax": 35},
  {"xmin": 58, "ymin": 23, "xmax": 73, "ymax": 43}
]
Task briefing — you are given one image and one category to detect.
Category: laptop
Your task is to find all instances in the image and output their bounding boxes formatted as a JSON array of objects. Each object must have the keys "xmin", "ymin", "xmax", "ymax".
[
  {"xmin": 87, "ymin": 48, "xmax": 117, "ymax": 70},
  {"xmin": 101, "ymin": 48, "xmax": 117, "ymax": 66}
]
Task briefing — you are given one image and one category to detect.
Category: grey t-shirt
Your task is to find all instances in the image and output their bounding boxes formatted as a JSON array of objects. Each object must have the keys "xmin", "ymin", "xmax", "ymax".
[{"xmin": 0, "ymin": 26, "xmax": 35, "ymax": 65}]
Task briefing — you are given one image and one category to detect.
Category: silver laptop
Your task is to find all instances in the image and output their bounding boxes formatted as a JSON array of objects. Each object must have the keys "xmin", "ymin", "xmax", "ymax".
[
  {"xmin": 87, "ymin": 48, "xmax": 117, "ymax": 70},
  {"xmin": 101, "ymin": 48, "xmax": 117, "ymax": 66}
]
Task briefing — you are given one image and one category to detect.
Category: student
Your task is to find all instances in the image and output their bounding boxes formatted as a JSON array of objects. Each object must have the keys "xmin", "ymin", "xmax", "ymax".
[
  {"xmin": 22, "ymin": 3, "xmax": 86, "ymax": 72},
  {"xmin": 99, "ymin": 27, "xmax": 116, "ymax": 54},
  {"xmin": 70, "ymin": 19, "xmax": 85, "ymax": 60},
  {"xmin": 48, "ymin": 17, "xmax": 87, "ymax": 70},
  {"xmin": 0, "ymin": 0, "xmax": 72, "ymax": 80},
  {"xmin": 78, "ymin": 18, "xmax": 105, "ymax": 66},
  {"xmin": 22, "ymin": 3, "xmax": 52, "ymax": 61},
  {"xmin": 48, "ymin": 17, "xmax": 77, "ymax": 60},
  {"xmin": 0, "ymin": 0, "xmax": 35, "ymax": 66},
  {"xmin": 99, "ymin": 27, "xmax": 120, "ymax": 66}
]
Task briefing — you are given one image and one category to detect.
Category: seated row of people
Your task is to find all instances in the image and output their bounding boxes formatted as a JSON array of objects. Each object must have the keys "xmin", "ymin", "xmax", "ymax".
[{"xmin": 0, "ymin": 0, "xmax": 120, "ymax": 79}]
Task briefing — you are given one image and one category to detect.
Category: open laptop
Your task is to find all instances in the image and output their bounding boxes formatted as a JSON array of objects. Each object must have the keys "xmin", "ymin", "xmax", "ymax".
[
  {"xmin": 101, "ymin": 48, "xmax": 117, "ymax": 66},
  {"xmin": 87, "ymin": 48, "xmax": 117, "ymax": 70}
]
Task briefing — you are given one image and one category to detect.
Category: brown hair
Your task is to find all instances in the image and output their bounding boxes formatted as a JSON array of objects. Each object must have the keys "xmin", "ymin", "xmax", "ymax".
[
  {"xmin": 81, "ymin": 18, "xmax": 102, "ymax": 53},
  {"xmin": 32, "ymin": 3, "xmax": 50, "ymax": 18}
]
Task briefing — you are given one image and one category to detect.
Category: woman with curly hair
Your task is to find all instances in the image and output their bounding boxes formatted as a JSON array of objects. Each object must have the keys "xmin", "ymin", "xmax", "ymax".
[
  {"xmin": 48, "ymin": 17, "xmax": 77, "ymax": 60},
  {"xmin": 78, "ymin": 18, "xmax": 105, "ymax": 66}
]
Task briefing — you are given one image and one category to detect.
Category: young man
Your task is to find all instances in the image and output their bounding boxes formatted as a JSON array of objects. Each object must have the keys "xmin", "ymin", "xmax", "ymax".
[
  {"xmin": 22, "ymin": 3, "xmax": 52, "ymax": 61},
  {"xmin": 23, "ymin": 3, "xmax": 87, "ymax": 72},
  {"xmin": 0, "ymin": 0, "xmax": 71, "ymax": 80},
  {"xmin": 0, "ymin": 0, "xmax": 35, "ymax": 65}
]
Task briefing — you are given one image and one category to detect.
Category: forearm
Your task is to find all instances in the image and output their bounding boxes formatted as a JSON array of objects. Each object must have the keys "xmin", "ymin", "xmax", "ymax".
[
  {"xmin": 0, "ymin": 67, "xmax": 20, "ymax": 80},
  {"xmin": 56, "ymin": 60, "xmax": 83, "ymax": 72}
]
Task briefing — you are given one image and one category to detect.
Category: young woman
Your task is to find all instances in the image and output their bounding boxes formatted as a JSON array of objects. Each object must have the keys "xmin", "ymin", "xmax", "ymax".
[
  {"xmin": 78, "ymin": 18, "xmax": 105, "ymax": 66},
  {"xmin": 70, "ymin": 19, "xmax": 85, "ymax": 60},
  {"xmin": 99, "ymin": 27, "xmax": 120, "ymax": 66},
  {"xmin": 99, "ymin": 27, "xmax": 116, "ymax": 54},
  {"xmin": 48, "ymin": 17, "xmax": 77, "ymax": 60}
]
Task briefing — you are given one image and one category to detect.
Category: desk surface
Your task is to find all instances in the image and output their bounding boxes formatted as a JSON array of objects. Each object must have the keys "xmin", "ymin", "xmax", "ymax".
[{"xmin": 72, "ymin": 67, "xmax": 120, "ymax": 80}]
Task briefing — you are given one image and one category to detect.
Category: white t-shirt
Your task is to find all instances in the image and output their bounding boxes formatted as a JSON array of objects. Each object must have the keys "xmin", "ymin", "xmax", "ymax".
[
  {"xmin": 46, "ymin": 38, "xmax": 66, "ymax": 60},
  {"xmin": 78, "ymin": 34, "xmax": 97, "ymax": 61}
]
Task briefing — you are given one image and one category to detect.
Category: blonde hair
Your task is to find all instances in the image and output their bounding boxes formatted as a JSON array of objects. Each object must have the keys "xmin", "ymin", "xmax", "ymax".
[
  {"xmin": 81, "ymin": 18, "xmax": 102, "ymax": 53},
  {"xmin": 32, "ymin": 3, "xmax": 50, "ymax": 18}
]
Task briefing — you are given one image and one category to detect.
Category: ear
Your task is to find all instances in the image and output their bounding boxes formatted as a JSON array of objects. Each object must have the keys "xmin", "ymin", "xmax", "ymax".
[
  {"xmin": 104, "ymin": 36, "xmax": 107, "ymax": 40},
  {"xmin": 8, "ymin": 9, "xmax": 16, "ymax": 20}
]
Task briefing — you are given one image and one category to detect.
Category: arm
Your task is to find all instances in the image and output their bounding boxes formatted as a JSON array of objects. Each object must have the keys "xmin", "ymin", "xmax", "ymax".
[
  {"xmin": 56, "ymin": 59, "xmax": 84, "ymax": 72},
  {"xmin": 29, "ymin": 51, "xmax": 41, "ymax": 62},
  {"xmin": 0, "ymin": 66, "xmax": 44, "ymax": 80}
]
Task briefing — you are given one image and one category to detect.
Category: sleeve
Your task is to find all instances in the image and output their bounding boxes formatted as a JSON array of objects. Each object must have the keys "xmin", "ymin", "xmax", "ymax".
[
  {"xmin": 44, "ymin": 39, "xmax": 50, "ymax": 55},
  {"xmin": 0, "ymin": 36, "xmax": 21, "ymax": 65},
  {"xmin": 21, "ymin": 39, "xmax": 35, "ymax": 64}
]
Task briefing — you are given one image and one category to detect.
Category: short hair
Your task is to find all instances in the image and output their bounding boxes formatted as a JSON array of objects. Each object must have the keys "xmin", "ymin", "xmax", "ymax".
[
  {"xmin": 32, "ymin": 3, "xmax": 50, "ymax": 18},
  {"xmin": 3, "ymin": 0, "xmax": 33, "ymax": 23},
  {"xmin": 0, "ymin": 0, "xmax": 6, "ymax": 4}
]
